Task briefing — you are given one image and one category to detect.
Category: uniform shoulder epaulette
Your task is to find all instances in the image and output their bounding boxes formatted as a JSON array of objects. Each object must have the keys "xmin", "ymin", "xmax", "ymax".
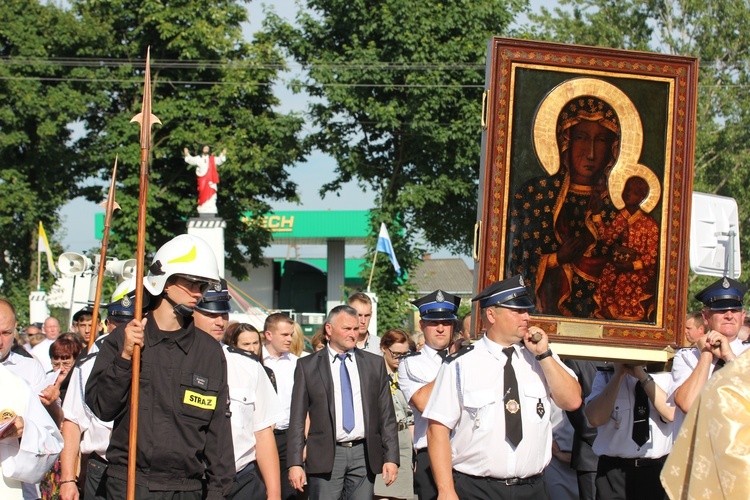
[
  {"xmin": 226, "ymin": 345, "xmax": 261, "ymax": 363},
  {"xmin": 76, "ymin": 350, "xmax": 99, "ymax": 367},
  {"xmin": 401, "ymin": 350, "xmax": 421, "ymax": 360},
  {"xmin": 443, "ymin": 344, "xmax": 474, "ymax": 363}
]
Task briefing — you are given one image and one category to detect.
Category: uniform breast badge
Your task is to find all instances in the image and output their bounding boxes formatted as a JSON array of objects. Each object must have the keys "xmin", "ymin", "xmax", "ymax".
[{"xmin": 505, "ymin": 399, "xmax": 520, "ymax": 414}]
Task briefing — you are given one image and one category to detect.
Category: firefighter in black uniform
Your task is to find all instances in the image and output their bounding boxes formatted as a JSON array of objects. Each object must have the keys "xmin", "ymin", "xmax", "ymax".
[{"xmin": 86, "ymin": 234, "xmax": 234, "ymax": 499}]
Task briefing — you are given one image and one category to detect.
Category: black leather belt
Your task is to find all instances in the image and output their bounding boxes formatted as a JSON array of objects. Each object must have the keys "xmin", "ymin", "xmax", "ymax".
[
  {"xmin": 601, "ymin": 455, "xmax": 668, "ymax": 468},
  {"xmin": 498, "ymin": 474, "xmax": 542, "ymax": 486},
  {"xmin": 455, "ymin": 470, "xmax": 543, "ymax": 486},
  {"xmin": 88, "ymin": 452, "xmax": 109, "ymax": 465},
  {"xmin": 273, "ymin": 429, "xmax": 287, "ymax": 435},
  {"xmin": 336, "ymin": 439, "xmax": 365, "ymax": 447}
]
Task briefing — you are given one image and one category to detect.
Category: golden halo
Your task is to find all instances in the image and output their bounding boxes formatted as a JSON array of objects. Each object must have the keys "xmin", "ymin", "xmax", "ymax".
[
  {"xmin": 532, "ymin": 77, "xmax": 658, "ymax": 212},
  {"xmin": 608, "ymin": 163, "xmax": 661, "ymax": 213}
]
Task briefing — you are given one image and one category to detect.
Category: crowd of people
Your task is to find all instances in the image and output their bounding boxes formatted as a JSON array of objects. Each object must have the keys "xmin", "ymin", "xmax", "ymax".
[{"xmin": 2, "ymin": 233, "xmax": 749, "ymax": 500}]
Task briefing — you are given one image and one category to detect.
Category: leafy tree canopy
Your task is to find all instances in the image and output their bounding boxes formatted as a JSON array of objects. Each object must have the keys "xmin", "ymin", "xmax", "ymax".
[
  {"xmin": 71, "ymin": 0, "xmax": 307, "ymax": 276},
  {"xmin": 0, "ymin": 0, "xmax": 94, "ymax": 320},
  {"xmin": 1, "ymin": 0, "xmax": 306, "ymax": 321},
  {"xmin": 266, "ymin": 0, "xmax": 527, "ymax": 328}
]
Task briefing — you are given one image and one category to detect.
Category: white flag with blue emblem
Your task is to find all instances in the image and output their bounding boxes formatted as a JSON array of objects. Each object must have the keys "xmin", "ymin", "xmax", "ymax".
[{"xmin": 376, "ymin": 223, "xmax": 401, "ymax": 276}]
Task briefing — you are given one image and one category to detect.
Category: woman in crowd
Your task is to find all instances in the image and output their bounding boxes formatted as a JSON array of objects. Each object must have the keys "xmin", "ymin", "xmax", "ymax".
[
  {"xmin": 374, "ymin": 329, "xmax": 415, "ymax": 500},
  {"xmin": 290, "ymin": 322, "xmax": 308, "ymax": 357},
  {"xmin": 310, "ymin": 328, "xmax": 327, "ymax": 352},
  {"xmin": 40, "ymin": 333, "xmax": 82, "ymax": 499},
  {"xmin": 225, "ymin": 322, "xmax": 277, "ymax": 391}
]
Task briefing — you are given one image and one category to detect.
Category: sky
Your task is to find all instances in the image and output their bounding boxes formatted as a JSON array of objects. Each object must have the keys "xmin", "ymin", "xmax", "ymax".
[{"xmin": 59, "ymin": 0, "xmax": 557, "ymax": 262}]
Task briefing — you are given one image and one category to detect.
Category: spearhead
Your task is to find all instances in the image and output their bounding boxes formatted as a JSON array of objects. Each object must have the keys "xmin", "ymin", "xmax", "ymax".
[
  {"xmin": 130, "ymin": 46, "xmax": 162, "ymax": 151},
  {"xmin": 98, "ymin": 155, "xmax": 121, "ymax": 214}
]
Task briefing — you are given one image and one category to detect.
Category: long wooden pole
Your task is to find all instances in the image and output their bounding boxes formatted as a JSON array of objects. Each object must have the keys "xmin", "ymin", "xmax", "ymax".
[
  {"xmin": 87, "ymin": 156, "xmax": 120, "ymax": 351},
  {"xmin": 367, "ymin": 250, "xmax": 379, "ymax": 293},
  {"xmin": 127, "ymin": 47, "xmax": 161, "ymax": 500}
]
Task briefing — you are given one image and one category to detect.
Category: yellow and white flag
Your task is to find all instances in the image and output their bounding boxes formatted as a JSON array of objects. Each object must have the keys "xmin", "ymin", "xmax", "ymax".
[{"xmin": 38, "ymin": 221, "xmax": 57, "ymax": 276}]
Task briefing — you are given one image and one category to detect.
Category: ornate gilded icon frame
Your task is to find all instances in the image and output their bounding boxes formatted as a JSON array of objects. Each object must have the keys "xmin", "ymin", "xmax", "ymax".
[{"xmin": 474, "ymin": 38, "xmax": 699, "ymax": 361}]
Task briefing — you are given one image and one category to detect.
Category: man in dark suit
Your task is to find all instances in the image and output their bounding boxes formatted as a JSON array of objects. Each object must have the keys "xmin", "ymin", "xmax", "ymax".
[{"xmin": 288, "ymin": 305, "xmax": 399, "ymax": 499}]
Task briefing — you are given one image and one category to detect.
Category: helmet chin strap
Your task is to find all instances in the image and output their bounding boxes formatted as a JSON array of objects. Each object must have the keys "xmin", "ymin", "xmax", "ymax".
[{"xmin": 163, "ymin": 294, "xmax": 194, "ymax": 318}]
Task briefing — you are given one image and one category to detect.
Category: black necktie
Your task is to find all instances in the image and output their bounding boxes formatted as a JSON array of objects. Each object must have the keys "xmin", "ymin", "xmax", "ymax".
[
  {"xmin": 503, "ymin": 347, "xmax": 523, "ymax": 447},
  {"xmin": 437, "ymin": 349, "xmax": 448, "ymax": 360},
  {"xmin": 632, "ymin": 381, "xmax": 650, "ymax": 446},
  {"xmin": 714, "ymin": 359, "xmax": 726, "ymax": 372}
]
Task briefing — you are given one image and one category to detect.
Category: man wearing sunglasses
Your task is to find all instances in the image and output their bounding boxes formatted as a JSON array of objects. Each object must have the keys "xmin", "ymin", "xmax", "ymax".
[
  {"xmin": 397, "ymin": 289, "xmax": 461, "ymax": 500},
  {"xmin": 86, "ymin": 234, "xmax": 234, "ymax": 499}
]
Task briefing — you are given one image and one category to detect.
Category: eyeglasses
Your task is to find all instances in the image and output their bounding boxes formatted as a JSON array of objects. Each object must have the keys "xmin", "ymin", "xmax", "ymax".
[
  {"xmin": 51, "ymin": 360, "xmax": 74, "ymax": 369},
  {"xmin": 174, "ymin": 275, "xmax": 212, "ymax": 294},
  {"xmin": 387, "ymin": 347, "xmax": 410, "ymax": 359}
]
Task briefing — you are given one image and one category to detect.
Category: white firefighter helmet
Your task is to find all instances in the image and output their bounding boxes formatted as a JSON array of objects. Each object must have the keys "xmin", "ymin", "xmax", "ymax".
[{"xmin": 144, "ymin": 234, "xmax": 220, "ymax": 296}]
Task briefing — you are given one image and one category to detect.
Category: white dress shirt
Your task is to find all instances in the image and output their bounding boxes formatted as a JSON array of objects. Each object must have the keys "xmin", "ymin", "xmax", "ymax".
[
  {"xmin": 30, "ymin": 338, "xmax": 54, "ymax": 374},
  {"xmin": 586, "ymin": 372, "xmax": 673, "ymax": 458},
  {"xmin": 262, "ymin": 346, "xmax": 298, "ymax": 430},
  {"xmin": 2, "ymin": 351, "xmax": 47, "ymax": 394},
  {"xmin": 224, "ymin": 346, "xmax": 283, "ymax": 472},
  {"xmin": 326, "ymin": 346, "xmax": 365, "ymax": 442},
  {"xmin": 62, "ymin": 351, "xmax": 113, "ymax": 458},
  {"xmin": 1, "ymin": 365, "xmax": 63, "ymax": 500},
  {"xmin": 667, "ymin": 337, "xmax": 750, "ymax": 437},
  {"xmin": 397, "ymin": 343, "xmax": 444, "ymax": 450},
  {"xmin": 423, "ymin": 337, "xmax": 576, "ymax": 479}
]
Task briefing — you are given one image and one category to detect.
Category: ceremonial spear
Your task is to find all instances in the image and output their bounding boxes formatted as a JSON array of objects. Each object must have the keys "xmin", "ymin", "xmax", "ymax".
[
  {"xmin": 86, "ymin": 156, "xmax": 120, "ymax": 352},
  {"xmin": 127, "ymin": 47, "xmax": 161, "ymax": 500}
]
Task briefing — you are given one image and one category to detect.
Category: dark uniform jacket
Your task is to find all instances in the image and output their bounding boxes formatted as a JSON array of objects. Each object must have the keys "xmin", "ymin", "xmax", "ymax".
[{"xmin": 85, "ymin": 316, "xmax": 234, "ymax": 499}]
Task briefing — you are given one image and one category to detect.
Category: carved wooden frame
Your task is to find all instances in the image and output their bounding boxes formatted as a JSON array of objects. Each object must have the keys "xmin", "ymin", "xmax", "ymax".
[{"xmin": 474, "ymin": 38, "xmax": 699, "ymax": 360}]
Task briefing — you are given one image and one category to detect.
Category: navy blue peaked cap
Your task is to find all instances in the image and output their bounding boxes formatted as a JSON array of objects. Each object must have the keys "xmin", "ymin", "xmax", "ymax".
[{"xmin": 472, "ymin": 275, "xmax": 534, "ymax": 309}]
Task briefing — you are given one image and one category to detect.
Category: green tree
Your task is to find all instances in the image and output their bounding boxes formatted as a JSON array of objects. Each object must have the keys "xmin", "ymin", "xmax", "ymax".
[
  {"xmin": 519, "ymin": 0, "xmax": 750, "ymax": 310},
  {"xmin": 0, "ymin": 1, "xmax": 95, "ymax": 321},
  {"xmin": 267, "ymin": 0, "xmax": 527, "ymax": 329},
  {"xmin": 70, "ymin": 0, "xmax": 306, "ymax": 276}
]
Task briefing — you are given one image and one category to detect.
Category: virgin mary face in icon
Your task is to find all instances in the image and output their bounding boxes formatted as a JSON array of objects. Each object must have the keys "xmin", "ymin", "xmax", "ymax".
[{"xmin": 556, "ymin": 96, "xmax": 620, "ymax": 186}]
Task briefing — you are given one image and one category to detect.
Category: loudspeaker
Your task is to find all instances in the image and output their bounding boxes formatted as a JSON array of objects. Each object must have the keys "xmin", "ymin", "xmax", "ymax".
[
  {"xmin": 58, "ymin": 252, "xmax": 93, "ymax": 276},
  {"xmin": 105, "ymin": 258, "xmax": 137, "ymax": 280}
]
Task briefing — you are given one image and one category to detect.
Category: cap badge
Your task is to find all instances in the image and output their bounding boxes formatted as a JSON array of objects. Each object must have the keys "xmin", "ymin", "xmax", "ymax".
[
  {"xmin": 436, "ymin": 290, "xmax": 445, "ymax": 303},
  {"xmin": 519, "ymin": 276, "xmax": 525, "ymax": 287},
  {"xmin": 121, "ymin": 295, "xmax": 132, "ymax": 308},
  {"xmin": 722, "ymin": 277, "xmax": 730, "ymax": 289}
]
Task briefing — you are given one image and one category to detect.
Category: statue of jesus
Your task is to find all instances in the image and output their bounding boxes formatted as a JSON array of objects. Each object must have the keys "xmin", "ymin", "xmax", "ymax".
[{"xmin": 183, "ymin": 145, "xmax": 226, "ymax": 215}]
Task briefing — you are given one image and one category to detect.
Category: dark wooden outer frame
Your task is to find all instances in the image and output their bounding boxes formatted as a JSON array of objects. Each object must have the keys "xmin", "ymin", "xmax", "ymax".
[{"xmin": 473, "ymin": 38, "xmax": 698, "ymax": 361}]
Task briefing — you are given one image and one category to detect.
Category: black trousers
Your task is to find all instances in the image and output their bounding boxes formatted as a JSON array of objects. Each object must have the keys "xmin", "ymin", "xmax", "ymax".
[
  {"xmin": 453, "ymin": 470, "xmax": 547, "ymax": 500},
  {"xmin": 414, "ymin": 448, "xmax": 437, "ymax": 500},
  {"xmin": 275, "ymin": 430, "xmax": 298, "ymax": 500},
  {"xmin": 85, "ymin": 453, "xmax": 108, "ymax": 500},
  {"xmin": 577, "ymin": 470, "xmax": 597, "ymax": 500},
  {"xmin": 595, "ymin": 455, "xmax": 668, "ymax": 500},
  {"xmin": 228, "ymin": 461, "xmax": 266, "ymax": 500}
]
